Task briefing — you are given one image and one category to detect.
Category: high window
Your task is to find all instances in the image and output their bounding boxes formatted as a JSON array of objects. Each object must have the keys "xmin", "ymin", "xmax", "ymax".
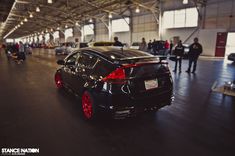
[
  {"xmin": 163, "ymin": 7, "xmax": 198, "ymax": 28},
  {"xmin": 83, "ymin": 24, "xmax": 94, "ymax": 35},
  {"xmin": 111, "ymin": 18, "xmax": 130, "ymax": 33}
]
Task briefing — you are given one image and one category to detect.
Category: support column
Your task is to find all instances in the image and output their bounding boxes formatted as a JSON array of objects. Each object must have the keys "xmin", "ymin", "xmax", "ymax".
[
  {"xmin": 73, "ymin": 26, "xmax": 82, "ymax": 43},
  {"xmin": 59, "ymin": 30, "xmax": 65, "ymax": 43}
]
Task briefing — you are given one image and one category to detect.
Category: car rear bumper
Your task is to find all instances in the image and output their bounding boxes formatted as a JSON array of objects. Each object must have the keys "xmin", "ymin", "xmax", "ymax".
[{"xmin": 94, "ymin": 89, "xmax": 173, "ymax": 119}]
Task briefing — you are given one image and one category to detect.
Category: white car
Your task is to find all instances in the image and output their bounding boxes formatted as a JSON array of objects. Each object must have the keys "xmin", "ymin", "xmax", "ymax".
[{"xmin": 130, "ymin": 42, "xmax": 140, "ymax": 50}]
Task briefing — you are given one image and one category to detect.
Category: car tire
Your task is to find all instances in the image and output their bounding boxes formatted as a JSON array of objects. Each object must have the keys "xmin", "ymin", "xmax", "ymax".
[{"xmin": 81, "ymin": 91, "xmax": 97, "ymax": 120}]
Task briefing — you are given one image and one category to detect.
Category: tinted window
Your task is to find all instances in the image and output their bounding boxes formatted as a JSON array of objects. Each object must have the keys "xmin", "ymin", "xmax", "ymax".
[
  {"xmin": 92, "ymin": 59, "xmax": 116, "ymax": 78},
  {"xmin": 77, "ymin": 52, "xmax": 98, "ymax": 69},
  {"xmin": 80, "ymin": 43, "xmax": 88, "ymax": 48},
  {"xmin": 66, "ymin": 52, "xmax": 80, "ymax": 65},
  {"xmin": 102, "ymin": 50, "xmax": 152, "ymax": 60}
]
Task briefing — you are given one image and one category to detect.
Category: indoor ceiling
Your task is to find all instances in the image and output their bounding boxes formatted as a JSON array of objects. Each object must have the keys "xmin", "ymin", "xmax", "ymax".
[{"xmin": 0, "ymin": 0, "xmax": 207, "ymax": 39}]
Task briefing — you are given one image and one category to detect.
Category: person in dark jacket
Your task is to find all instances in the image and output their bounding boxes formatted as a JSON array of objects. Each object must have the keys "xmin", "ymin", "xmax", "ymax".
[
  {"xmin": 173, "ymin": 40, "xmax": 184, "ymax": 73},
  {"xmin": 186, "ymin": 37, "xmax": 203, "ymax": 73},
  {"xmin": 152, "ymin": 39, "xmax": 157, "ymax": 55},
  {"xmin": 113, "ymin": 37, "xmax": 123, "ymax": 47},
  {"xmin": 169, "ymin": 40, "xmax": 174, "ymax": 55},
  {"xmin": 147, "ymin": 40, "xmax": 152, "ymax": 53}
]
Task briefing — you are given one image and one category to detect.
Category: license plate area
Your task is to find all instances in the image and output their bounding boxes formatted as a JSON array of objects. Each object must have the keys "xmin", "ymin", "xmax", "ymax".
[{"xmin": 144, "ymin": 79, "xmax": 158, "ymax": 90}]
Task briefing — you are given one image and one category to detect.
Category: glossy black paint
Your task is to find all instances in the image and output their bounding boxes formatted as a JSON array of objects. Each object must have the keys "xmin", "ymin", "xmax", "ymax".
[
  {"xmin": 56, "ymin": 47, "xmax": 173, "ymax": 118},
  {"xmin": 228, "ymin": 53, "xmax": 235, "ymax": 62}
]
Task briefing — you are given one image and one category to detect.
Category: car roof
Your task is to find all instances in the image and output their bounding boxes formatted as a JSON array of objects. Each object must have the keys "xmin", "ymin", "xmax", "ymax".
[{"xmin": 80, "ymin": 47, "xmax": 153, "ymax": 61}]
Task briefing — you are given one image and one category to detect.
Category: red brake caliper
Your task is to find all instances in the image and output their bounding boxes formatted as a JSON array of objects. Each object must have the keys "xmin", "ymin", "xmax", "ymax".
[{"xmin": 55, "ymin": 73, "xmax": 63, "ymax": 88}]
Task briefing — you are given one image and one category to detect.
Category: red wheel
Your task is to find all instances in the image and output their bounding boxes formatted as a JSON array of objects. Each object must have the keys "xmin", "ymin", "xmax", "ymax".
[
  {"xmin": 54, "ymin": 73, "xmax": 63, "ymax": 88},
  {"xmin": 82, "ymin": 91, "xmax": 94, "ymax": 119}
]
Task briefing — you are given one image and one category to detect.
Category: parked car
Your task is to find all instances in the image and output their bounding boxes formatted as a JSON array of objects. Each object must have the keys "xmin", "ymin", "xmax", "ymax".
[
  {"xmin": 55, "ymin": 47, "xmax": 173, "ymax": 120},
  {"xmin": 182, "ymin": 44, "xmax": 190, "ymax": 59},
  {"xmin": 130, "ymin": 42, "xmax": 140, "ymax": 50},
  {"xmin": 55, "ymin": 42, "xmax": 79, "ymax": 55},
  {"xmin": 228, "ymin": 53, "xmax": 235, "ymax": 62}
]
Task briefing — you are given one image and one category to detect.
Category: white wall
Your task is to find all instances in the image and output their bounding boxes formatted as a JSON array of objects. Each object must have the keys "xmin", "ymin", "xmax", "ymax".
[
  {"xmin": 95, "ymin": 22, "xmax": 109, "ymax": 41},
  {"xmin": 132, "ymin": 14, "xmax": 158, "ymax": 42},
  {"xmin": 113, "ymin": 32, "xmax": 130, "ymax": 45},
  {"xmin": 163, "ymin": 27, "xmax": 198, "ymax": 44},
  {"xmin": 198, "ymin": 29, "xmax": 226, "ymax": 56}
]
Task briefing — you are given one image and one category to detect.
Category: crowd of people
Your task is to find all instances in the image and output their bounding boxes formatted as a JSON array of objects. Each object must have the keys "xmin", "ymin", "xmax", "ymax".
[
  {"xmin": 113, "ymin": 36, "xmax": 203, "ymax": 74},
  {"xmin": 2, "ymin": 36, "xmax": 203, "ymax": 73},
  {"xmin": 3, "ymin": 41, "xmax": 32, "ymax": 64}
]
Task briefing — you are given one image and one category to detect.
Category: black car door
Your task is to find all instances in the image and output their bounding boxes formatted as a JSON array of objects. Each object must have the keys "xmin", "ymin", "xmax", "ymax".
[
  {"xmin": 61, "ymin": 52, "xmax": 80, "ymax": 88},
  {"xmin": 69, "ymin": 51, "xmax": 99, "ymax": 95}
]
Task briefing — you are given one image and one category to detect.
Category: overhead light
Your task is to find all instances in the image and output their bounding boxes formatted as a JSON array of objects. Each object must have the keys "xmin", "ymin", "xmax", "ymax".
[
  {"xmin": 24, "ymin": 18, "xmax": 28, "ymax": 22},
  {"xmin": 29, "ymin": 13, "xmax": 33, "ymax": 18},
  {"xmin": 65, "ymin": 25, "xmax": 68, "ymax": 28},
  {"xmin": 57, "ymin": 27, "xmax": 60, "ymax": 30},
  {"xmin": 135, "ymin": 6, "xmax": 140, "ymax": 13},
  {"xmin": 18, "ymin": 24, "xmax": 20, "ymax": 27},
  {"xmin": 36, "ymin": 6, "xmax": 40, "ymax": 12},
  {"xmin": 89, "ymin": 18, "xmax": 93, "ymax": 23},
  {"xmin": 20, "ymin": 21, "xmax": 24, "ymax": 25},
  {"xmin": 47, "ymin": 0, "xmax": 53, "ymax": 4},
  {"xmin": 183, "ymin": 0, "xmax": 188, "ymax": 4},
  {"xmin": 108, "ymin": 13, "xmax": 112, "ymax": 18},
  {"xmin": 75, "ymin": 22, "xmax": 79, "ymax": 26}
]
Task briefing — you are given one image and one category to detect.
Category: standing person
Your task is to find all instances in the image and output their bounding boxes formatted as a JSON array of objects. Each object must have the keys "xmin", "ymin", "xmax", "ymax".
[
  {"xmin": 186, "ymin": 37, "xmax": 203, "ymax": 73},
  {"xmin": 170, "ymin": 40, "xmax": 174, "ymax": 55},
  {"xmin": 173, "ymin": 40, "xmax": 184, "ymax": 73},
  {"xmin": 139, "ymin": 37, "xmax": 147, "ymax": 52},
  {"xmin": 18, "ymin": 41, "xmax": 26, "ymax": 63},
  {"xmin": 15, "ymin": 42, "xmax": 19, "ymax": 53},
  {"xmin": 164, "ymin": 40, "xmax": 170, "ymax": 55},
  {"xmin": 147, "ymin": 40, "xmax": 152, "ymax": 53},
  {"xmin": 113, "ymin": 36, "xmax": 123, "ymax": 47},
  {"xmin": 152, "ymin": 39, "xmax": 157, "ymax": 55}
]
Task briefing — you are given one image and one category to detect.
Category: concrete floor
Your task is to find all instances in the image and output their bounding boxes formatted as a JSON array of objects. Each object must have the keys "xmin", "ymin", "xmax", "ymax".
[{"xmin": 0, "ymin": 49, "xmax": 235, "ymax": 156}]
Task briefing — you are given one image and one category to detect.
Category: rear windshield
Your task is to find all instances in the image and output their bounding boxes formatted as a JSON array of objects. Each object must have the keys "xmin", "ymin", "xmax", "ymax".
[{"xmin": 102, "ymin": 50, "xmax": 153, "ymax": 60}]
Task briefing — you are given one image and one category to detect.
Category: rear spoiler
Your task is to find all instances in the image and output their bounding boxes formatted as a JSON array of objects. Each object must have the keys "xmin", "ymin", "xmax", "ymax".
[{"xmin": 114, "ymin": 55, "xmax": 168, "ymax": 64}]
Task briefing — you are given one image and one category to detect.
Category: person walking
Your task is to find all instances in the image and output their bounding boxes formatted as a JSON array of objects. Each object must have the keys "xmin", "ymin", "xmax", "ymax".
[
  {"xmin": 113, "ymin": 37, "xmax": 123, "ymax": 47},
  {"xmin": 173, "ymin": 40, "xmax": 184, "ymax": 73},
  {"xmin": 186, "ymin": 37, "xmax": 203, "ymax": 73},
  {"xmin": 139, "ymin": 37, "xmax": 147, "ymax": 52}
]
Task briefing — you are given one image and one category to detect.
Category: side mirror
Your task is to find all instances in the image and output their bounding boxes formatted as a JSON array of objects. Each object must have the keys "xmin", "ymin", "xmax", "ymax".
[{"xmin": 57, "ymin": 60, "xmax": 65, "ymax": 65}]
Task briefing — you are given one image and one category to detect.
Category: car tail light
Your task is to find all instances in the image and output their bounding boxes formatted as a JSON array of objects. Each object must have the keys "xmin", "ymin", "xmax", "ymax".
[
  {"xmin": 102, "ymin": 62, "xmax": 161, "ymax": 83},
  {"xmin": 102, "ymin": 67, "xmax": 126, "ymax": 82}
]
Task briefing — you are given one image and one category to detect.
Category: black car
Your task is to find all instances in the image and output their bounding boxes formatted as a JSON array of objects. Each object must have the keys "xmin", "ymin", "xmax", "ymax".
[
  {"xmin": 228, "ymin": 53, "xmax": 235, "ymax": 62},
  {"xmin": 55, "ymin": 47, "xmax": 173, "ymax": 120}
]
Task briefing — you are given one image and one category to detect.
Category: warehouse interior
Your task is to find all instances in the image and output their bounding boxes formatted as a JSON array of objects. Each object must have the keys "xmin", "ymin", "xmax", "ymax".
[{"xmin": 0, "ymin": 0, "xmax": 235, "ymax": 156}]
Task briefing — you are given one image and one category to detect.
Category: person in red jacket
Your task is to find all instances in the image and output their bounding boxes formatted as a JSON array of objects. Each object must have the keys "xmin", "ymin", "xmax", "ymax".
[{"xmin": 164, "ymin": 40, "xmax": 170, "ymax": 55}]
